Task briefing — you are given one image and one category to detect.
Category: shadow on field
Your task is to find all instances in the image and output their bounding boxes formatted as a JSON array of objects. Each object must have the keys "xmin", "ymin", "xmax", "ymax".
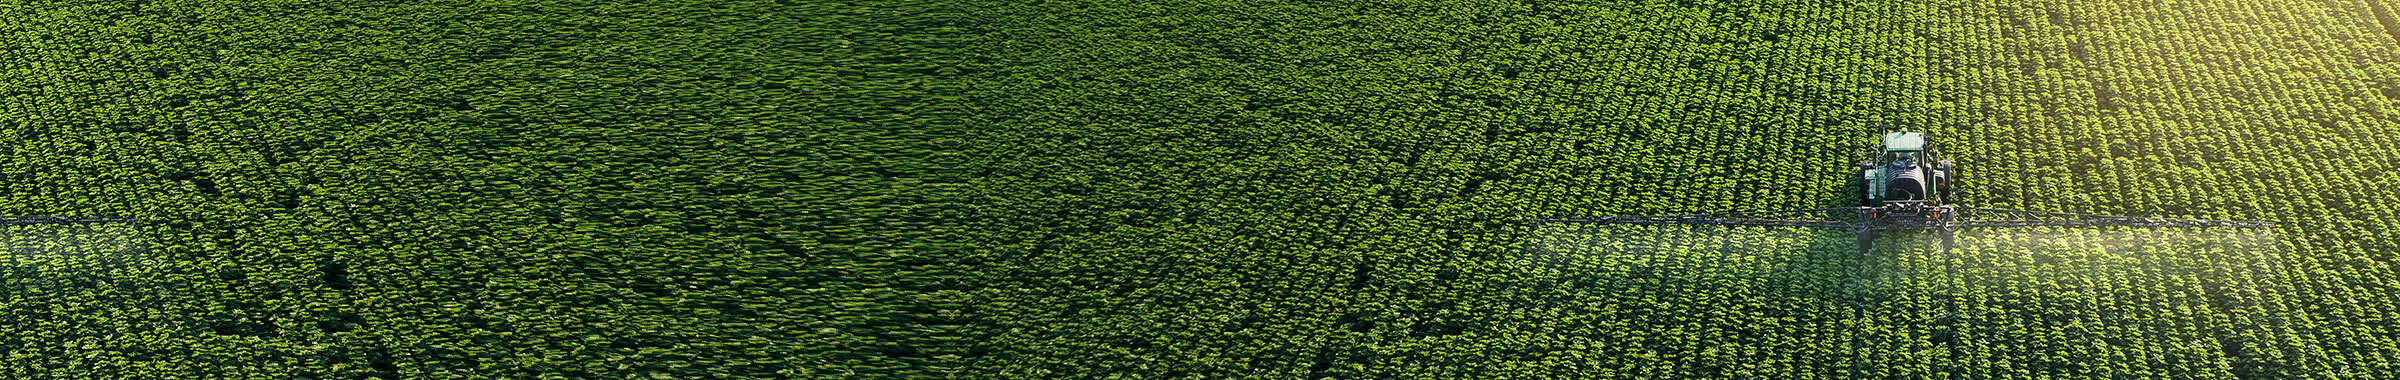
[
  {"xmin": 1522, "ymin": 224, "xmax": 1864, "ymax": 313},
  {"xmin": 1412, "ymin": 224, "xmax": 2292, "ymax": 378},
  {"xmin": 1933, "ymin": 227, "xmax": 2297, "ymax": 378},
  {"xmin": 1418, "ymin": 224, "xmax": 1872, "ymax": 377}
]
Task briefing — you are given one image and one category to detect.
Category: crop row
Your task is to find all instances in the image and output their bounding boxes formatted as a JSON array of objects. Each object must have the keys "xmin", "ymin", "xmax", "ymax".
[
  {"xmin": 1910, "ymin": 0, "xmax": 2400, "ymax": 374},
  {"xmin": 0, "ymin": 0, "xmax": 906, "ymax": 378},
  {"xmin": 962, "ymin": 0, "xmax": 2400, "ymax": 378}
]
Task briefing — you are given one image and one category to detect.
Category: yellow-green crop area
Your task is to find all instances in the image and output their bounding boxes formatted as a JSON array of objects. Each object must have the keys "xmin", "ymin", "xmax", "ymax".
[{"xmin": 965, "ymin": 0, "xmax": 2400, "ymax": 378}]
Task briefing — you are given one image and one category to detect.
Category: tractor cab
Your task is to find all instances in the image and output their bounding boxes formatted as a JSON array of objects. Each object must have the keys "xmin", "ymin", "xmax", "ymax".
[
  {"xmin": 1881, "ymin": 131, "xmax": 1926, "ymax": 153},
  {"xmin": 1860, "ymin": 130, "xmax": 1950, "ymax": 207}
]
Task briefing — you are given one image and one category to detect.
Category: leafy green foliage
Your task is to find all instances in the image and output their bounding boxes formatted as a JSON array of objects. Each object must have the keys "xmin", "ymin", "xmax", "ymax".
[
  {"xmin": 961, "ymin": 0, "xmax": 2400, "ymax": 378},
  {"xmin": 0, "ymin": 0, "xmax": 957, "ymax": 378}
]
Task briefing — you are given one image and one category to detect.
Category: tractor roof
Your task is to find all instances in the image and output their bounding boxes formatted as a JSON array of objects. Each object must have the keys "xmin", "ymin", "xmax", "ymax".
[{"xmin": 1882, "ymin": 131, "xmax": 1925, "ymax": 151}]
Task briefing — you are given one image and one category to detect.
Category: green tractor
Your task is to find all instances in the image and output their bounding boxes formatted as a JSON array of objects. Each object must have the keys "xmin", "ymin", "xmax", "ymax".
[{"xmin": 1858, "ymin": 129, "xmax": 1951, "ymax": 208}]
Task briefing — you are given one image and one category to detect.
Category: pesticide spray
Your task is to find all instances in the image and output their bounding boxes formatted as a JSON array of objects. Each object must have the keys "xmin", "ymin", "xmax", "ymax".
[{"xmin": 1510, "ymin": 221, "xmax": 2285, "ymax": 375}]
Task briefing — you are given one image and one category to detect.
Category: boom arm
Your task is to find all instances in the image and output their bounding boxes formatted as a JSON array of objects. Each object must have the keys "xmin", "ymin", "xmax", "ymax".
[
  {"xmin": 1536, "ymin": 208, "xmax": 1863, "ymax": 229},
  {"xmin": 1538, "ymin": 207, "xmax": 2270, "ymax": 230},
  {"xmin": 1952, "ymin": 207, "xmax": 2272, "ymax": 228},
  {"xmin": 1537, "ymin": 206, "xmax": 2270, "ymax": 258}
]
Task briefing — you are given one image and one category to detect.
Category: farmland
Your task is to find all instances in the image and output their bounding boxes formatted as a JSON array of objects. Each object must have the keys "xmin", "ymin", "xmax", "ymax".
[
  {"xmin": 1, "ymin": 0, "xmax": 955, "ymax": 378},
  {"xmin": 963, "ymin": 0, "xmax": 2400, "ymax": 378},
  {"xmin": 2, "ymin": 0, "xmax": 2396, "ymax": 378}
]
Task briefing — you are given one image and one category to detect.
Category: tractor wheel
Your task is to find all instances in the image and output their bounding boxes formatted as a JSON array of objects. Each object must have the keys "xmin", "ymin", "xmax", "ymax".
[
  {"xmin": 1929, "ymin": 171, "xmax": 1948, "ymax": 203},
  {"xmin": 1859, "ymin": 181, "xmax": 1875, "ymax": 207}
]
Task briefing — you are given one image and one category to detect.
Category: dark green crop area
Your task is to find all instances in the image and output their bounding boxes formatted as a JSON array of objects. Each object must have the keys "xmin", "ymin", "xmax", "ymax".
[{"xmin": 1, "ymin": 0, "xmax": 958, "ymax": 378}]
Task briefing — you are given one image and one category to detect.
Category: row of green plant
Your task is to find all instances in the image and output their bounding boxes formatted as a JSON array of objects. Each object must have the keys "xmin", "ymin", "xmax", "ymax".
[
  {"xmin": 0, "ymin": 0, "xmax": 935, "ymax": 378},
  {"xmin": 961, "ymin": 0, "xmax": 2400, "ymax": 377}
]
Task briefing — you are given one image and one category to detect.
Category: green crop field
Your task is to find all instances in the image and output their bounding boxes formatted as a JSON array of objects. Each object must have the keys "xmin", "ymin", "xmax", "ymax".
[
  {"xmin": 4, "ymin": 0, "xmax": 2397, "ymax": 378},
  {"xmin": 0, "ymin": 0, "xmax": 960, "ymax": 378},
  {"xmin": 962, "ymin": 0, "xmax": 2400, "ymax": 378}
]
